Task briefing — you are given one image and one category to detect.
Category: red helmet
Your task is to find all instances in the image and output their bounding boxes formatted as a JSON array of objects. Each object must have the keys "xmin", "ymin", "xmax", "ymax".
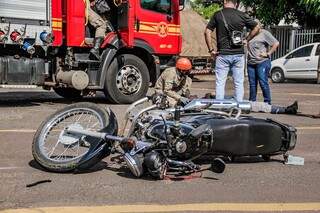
[{"xmin": 176, "ymin": 58, "xmax": 192, "ymax": 72}]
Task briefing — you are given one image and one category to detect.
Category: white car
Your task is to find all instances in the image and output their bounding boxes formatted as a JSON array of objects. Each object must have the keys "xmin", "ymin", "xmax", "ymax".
[{"xmin": 271, "ymin": 42, "xmax": 320, "ymax": 83}]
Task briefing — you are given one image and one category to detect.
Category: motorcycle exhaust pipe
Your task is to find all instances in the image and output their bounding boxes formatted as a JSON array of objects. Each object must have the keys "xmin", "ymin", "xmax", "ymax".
[
  {"xmin": 56, "ymin": 70, "xmax": 89, "ymax": 90},
  {"xmin": 183, "ymin": 99, "xmax": 251, "ymax": 111}
]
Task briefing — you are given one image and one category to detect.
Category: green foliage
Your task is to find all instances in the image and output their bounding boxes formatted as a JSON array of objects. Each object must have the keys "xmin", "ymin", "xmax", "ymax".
[
  {"xmin": 240, "ymin": 0, "xmax": 320, "ymax": 28},
  {"xmin": 191, "ymin": 1, "xmax": 221, "ymax": 20},
  {"xmin": 299, "ymin": 0, "xmax": 320, "ymax": 15},
  {"xmin": 191, "ymin": 0, "xmax": 319, "ymax": 27}
]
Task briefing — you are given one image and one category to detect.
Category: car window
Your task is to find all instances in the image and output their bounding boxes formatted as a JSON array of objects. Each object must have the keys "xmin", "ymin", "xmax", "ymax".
[
  {"xmin": 288, "ymin": 45, "xmax": 313, "ymax": 58},
  {"xmin": 141, "ymin": 0, "xmax": 171, "ymax": 14},
  {"xmin": 316, "ymin": 44, "xmax": 320, "ymax": 56}
]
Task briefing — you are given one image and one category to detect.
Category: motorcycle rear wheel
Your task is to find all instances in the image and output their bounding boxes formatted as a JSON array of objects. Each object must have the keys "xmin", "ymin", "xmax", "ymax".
[{"xmin": 32, "ymin": 102, "xmax": 112, "ymax": 172}]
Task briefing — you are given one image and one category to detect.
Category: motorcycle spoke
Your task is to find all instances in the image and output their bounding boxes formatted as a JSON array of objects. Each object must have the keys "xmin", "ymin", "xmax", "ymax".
[
  {"xmin": 48, "ymin": 140, "xmax": 61, "ymax": 158},
  {"xmin": 53, "ymin": 144, "xmax": 72, "ymax": 161},
  {"xmin": 86, "ymin": 115, "xmax": 93, "ymax": 129},
  {"xmin": 90, "ymin": 121, "xmax": 100, "ymax": 130}
]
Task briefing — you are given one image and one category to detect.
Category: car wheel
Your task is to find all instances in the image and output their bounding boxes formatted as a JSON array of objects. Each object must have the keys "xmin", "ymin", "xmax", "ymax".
[
  {"xmin": 271, "ymin": 68, "xmax": 285, "ymax": 83},
  {"xmin": 103, "ymin": 54, "xmax": 150, "ymax": 104}
]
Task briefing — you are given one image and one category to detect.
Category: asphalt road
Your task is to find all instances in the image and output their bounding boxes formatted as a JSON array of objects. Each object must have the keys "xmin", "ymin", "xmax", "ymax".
[{"xmin": 0, "ymin": 78, "xmax": 319, "ymax": 212}]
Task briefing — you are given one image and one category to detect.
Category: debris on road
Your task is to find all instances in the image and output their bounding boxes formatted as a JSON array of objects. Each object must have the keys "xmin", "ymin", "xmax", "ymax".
[
  {"xmin": 26, "ymin": 179, "xmax": 52, "ymax": 188},
  {"xmin": 285, "ymin": 155, "xmax": 305, "ymax": 166}
]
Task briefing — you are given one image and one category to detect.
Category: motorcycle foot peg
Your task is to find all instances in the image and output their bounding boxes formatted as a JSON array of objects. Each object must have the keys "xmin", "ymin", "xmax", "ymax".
[{"xmin": 210, "ymin": 158, "xmax": 226, "ymax": 174}]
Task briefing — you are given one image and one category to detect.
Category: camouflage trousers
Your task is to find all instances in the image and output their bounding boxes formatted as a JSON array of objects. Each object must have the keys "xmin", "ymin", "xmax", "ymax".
[{"xmin": 88, "ymin": 7, "xmax": 107, "ymax": 37}]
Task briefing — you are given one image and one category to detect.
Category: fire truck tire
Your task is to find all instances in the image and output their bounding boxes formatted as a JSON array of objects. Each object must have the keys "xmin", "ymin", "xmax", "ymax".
[
  {"xmin": 53, "ymin": 87, "xmax": 82, "ymax": 100},
  {"xmin": 104, "ymin": 54, "xmax": 150, "ymax": 104}
]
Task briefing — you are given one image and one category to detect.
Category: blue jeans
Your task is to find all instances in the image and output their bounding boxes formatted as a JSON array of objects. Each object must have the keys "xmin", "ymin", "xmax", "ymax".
[
  {"xmin": 248, "ymin": 59, "xmax": 272, "ymax": 104},
  {"xmin": 215, "ymin": 54, "xmax": 245, "ymax": 102}
]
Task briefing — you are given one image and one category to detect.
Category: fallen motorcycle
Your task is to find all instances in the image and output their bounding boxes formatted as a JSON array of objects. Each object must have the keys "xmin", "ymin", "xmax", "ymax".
[{"xmin": 32, "ymin": 96, "xmax": 297, "ymax": 179}]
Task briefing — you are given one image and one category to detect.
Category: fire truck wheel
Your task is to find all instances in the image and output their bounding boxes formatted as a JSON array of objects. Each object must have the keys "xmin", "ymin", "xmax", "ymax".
[
  {"xmin": 104, "ymin": 54, "xmax": 150, "ymax": 104},
  {"xmin": 53, "ymin": 88, "xmax": 83, "ymax": 100}
]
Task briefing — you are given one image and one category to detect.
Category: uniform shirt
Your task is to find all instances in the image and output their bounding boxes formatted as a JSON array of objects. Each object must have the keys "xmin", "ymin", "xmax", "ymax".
[
  {"xmin": 247, "ymin": 29, "xmax": 279, "ymax": 65},
  {"xmin": 206, "ymin": 8, "xmax": 257, "ymax": 55},
  {"xmin": 154, "ymin": 67, "xmax": 192, "ymax": 101}
]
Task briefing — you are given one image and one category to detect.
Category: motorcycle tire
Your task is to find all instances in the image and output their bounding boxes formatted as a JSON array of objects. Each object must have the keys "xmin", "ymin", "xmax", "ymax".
[{"xmin": 32, "ymin": 102, "xmax": 113, "ymax": 172}]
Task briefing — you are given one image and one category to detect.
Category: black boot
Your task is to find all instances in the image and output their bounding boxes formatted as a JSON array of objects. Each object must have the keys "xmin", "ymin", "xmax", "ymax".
[
  {"xmin": 285, "ymin": 101, "xmax": 298, "ymax": 114},
  {"xmin": 90, "ymin": 37, "xmax": 104, "ymax": 60},
  {"xmin": 106, "ymin": 21, "xmax": 115, "ymax": 32}
]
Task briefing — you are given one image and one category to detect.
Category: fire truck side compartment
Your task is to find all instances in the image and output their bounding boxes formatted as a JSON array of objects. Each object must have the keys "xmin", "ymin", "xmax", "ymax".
[
  {"xmin": 0, "ymin": 57, "xmax": 45, "ymax": 85},
  {"xmin": 0, "ymin": 0, "xmax": 49, "ymax": 22}
]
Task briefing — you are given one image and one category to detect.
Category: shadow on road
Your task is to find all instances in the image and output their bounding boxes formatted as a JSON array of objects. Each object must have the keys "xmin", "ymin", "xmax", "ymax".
[
  {"xmin": 0, "ymin": 91, "xmax": 113, "ymax": 107},
  {"xmin": 29, "ymin": 159, "xmax": 111, "ymax": 174}
]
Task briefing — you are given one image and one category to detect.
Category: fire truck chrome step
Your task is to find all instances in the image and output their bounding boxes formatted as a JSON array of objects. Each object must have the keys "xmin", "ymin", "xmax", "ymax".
[
  {"xmin": 0, "ymin": 85, "xmax": 38, "ymax": 89},
  {"xmin": 74, "ymin": 53, "xmax": 100, "ymax": 63}
]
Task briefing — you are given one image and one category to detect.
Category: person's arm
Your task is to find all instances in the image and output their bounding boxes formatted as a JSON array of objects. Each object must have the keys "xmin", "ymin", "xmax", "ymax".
[
  {"xmin": 181, "ymin": 77, "xmax": 192, "ymax": 98},
  {"xmin": 164, "ymin": 84, "xmax": 182, "ymax": 101},
  {"xmin": 204, "ymin": 14, "xmax": 218, "ymax": 57},
  {"xmin": 260, "ymin": 42, "xmax": 279, "ymax": 58},
  {"xmin": 246, "ymin": 24, "xmax": 260, "ymax": 42},
  {"xmin": 242, "ymin": 13, "xmax": 260, "ymax": 42},
  {"xmin": 260, "ymin": 31, "xmax": 280, "ymax": 58},
  {"xmin": 205, "ymin": 29, "xmax": 219, "ymax": 57},
  {"xmin": 161, "ymin": 70, "xmax": 182, "ymax": 101}
]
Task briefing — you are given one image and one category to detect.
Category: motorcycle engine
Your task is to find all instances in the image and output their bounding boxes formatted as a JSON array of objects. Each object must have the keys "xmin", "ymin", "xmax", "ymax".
[{"xmin": 144, "ymin": 121, "xmax": 207, "ymax": 159}]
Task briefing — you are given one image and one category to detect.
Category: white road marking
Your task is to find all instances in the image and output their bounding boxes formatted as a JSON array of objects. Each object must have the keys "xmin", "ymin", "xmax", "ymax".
[{"xmin": 0, "ymin": 167, "xmax": 24, "ymax": 170}]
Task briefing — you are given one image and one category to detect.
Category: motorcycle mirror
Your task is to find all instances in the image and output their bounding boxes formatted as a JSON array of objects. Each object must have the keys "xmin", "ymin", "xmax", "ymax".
[{"xmin": 210, "ymin": 158, "xmax": 226, "ymax": 174}]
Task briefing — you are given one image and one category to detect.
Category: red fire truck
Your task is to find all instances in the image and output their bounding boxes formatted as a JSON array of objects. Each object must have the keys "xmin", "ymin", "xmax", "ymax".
[{"xmin": 0, "ymin": 0, "xmax": 184, "ymax": 103}]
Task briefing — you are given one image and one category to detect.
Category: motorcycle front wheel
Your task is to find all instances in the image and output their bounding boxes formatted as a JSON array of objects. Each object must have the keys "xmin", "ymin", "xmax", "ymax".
[{"xmin": 32, "ymin": 102, "xmax": 113, "ymax": 172}]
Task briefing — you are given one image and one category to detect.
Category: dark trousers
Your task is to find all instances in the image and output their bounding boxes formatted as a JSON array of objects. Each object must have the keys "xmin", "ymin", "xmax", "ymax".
[{"xmin": 248, "ymin": 59, "xmax": 272, "ymax": 104}]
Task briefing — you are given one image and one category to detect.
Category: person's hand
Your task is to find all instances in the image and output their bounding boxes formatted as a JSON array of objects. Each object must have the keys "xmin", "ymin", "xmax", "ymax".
[
  {"xmin": 210, "ymin": 51, "xmax": 219, "ymax": 58},
  {"xmin": 260, "ymin": 52, "xmax": 269, "ymax": 58},
  {"xmin": 243, "ymin": 39, "xmax": 248, "ymax": 46},
  {"xmin": 179, "ymin": 97, "xmax": 190, "ymax": 106},
  {"xmin": 189, "ymin": 95, "xmax": 198, "ymax": 100},
  {"xmin": 209, "ymin": 49, "xmax": 219, "ymax": 58}
]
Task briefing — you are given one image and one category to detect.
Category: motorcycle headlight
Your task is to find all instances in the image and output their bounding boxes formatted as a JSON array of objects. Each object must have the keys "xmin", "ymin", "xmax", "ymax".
[{"xmin": 123, "ymin": 153, "xmax": 144, "ymax": 177}]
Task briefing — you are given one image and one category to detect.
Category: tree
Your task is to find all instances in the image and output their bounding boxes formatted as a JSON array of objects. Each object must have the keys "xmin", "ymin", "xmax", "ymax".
[
  {"xmin": 191, "ymin": 0, "xmax": 221, "ymax": 20},
  {"xmin": 299, "ymin": 0, "xmax": 320, "ymax": 16},
  {"xmin": 240, "ymin": 0, "xmax": 320, "ymax": 28}
]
